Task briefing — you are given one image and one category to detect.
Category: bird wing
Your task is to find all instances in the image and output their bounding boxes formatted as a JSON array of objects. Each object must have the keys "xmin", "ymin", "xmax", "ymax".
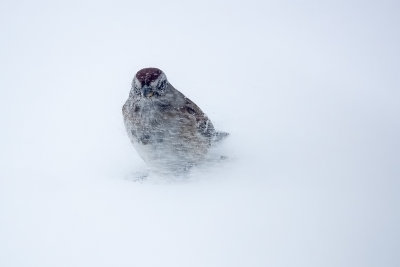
[{"xmin": 179, "ymin": 96, "xmax": 216, "ymax": 139}]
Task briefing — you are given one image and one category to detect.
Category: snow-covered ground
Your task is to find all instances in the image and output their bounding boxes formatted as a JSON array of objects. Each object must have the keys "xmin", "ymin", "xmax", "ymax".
[{"xmin": 1, "ymin": 0, "xmax": 399, "ymax": 266}]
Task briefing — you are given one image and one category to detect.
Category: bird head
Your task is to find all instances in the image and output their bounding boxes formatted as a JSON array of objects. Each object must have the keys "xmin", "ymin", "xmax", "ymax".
[{"xmin": 132, "ymin": 68, "xmax": 168, "ymax": 98}]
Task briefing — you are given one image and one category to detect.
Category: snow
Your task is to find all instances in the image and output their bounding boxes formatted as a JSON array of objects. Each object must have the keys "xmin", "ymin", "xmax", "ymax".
[{"xmin": 1, "ymin": 0, "xmax": 399, "ymax": 266}]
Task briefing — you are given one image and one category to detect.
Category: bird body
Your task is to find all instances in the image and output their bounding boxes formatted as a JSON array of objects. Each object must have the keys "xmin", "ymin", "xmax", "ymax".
[{"xmin": 123, "ymin": 68, "xmax": 228, "ymax": 172}]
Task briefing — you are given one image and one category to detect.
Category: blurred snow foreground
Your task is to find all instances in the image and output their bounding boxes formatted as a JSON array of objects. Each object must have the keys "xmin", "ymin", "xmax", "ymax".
[
  {"xmin": 1, "ymin": 0, "xmax": 400, "ymax": 267},
  {"xmin": 126, "ymin": 141, "xmax": 231, "ymax": 181},
  {"xmin": 126, "ymin": 151, "xmax": 231, "ymax": 183}
]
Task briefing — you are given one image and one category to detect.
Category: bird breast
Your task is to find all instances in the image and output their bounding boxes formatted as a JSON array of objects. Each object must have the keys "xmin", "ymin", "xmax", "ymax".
[{"xmin": 124, "ymin": 99, "xmax": 209, "ymax": 171}]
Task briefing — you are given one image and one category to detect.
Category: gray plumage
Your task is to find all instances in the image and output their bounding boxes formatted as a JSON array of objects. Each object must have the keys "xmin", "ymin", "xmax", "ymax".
[{"xmin": 122, "ymin": 68, "xmax": 228, "ymax": 172}]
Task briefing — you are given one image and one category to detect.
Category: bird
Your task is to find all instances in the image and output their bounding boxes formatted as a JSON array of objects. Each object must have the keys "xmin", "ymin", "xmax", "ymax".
[{"xmin": 122, "ymin": 67, "xmax": 228, "ymax": 173}]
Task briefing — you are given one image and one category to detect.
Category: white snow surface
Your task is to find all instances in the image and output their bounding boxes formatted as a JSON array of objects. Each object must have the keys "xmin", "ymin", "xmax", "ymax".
[{"xmin": 1, "ymin": 0, "xmax": 399, "ymax": 266}]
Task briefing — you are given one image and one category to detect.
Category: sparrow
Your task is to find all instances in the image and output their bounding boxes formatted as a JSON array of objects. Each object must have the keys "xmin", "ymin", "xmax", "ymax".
[{"xmin": 122, "ymin": 67, "xmax": 228, "ymax": 172}]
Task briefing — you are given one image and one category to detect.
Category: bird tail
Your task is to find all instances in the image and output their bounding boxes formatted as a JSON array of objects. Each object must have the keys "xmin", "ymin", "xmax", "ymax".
[{"xmin": 212, "ymin": 131, "xmax": 229, "ymax": 143}]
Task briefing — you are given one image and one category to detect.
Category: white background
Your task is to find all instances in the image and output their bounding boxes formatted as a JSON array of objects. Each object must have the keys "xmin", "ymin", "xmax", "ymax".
[{"xmin": 1, "ymin": 0, "xmax": 399, "ymax": 266}]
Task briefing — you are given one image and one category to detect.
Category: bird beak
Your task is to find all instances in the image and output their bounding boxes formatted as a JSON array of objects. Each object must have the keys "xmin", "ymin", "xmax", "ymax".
[{"xmin": 142, "ymin": 87, "xmax": 154, "ymax": 98}]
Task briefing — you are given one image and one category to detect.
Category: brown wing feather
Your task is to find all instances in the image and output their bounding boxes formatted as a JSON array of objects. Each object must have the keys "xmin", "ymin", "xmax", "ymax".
[{"xmin": 179, "ymin": 96, "xmax": 215, "ymax": 138}]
